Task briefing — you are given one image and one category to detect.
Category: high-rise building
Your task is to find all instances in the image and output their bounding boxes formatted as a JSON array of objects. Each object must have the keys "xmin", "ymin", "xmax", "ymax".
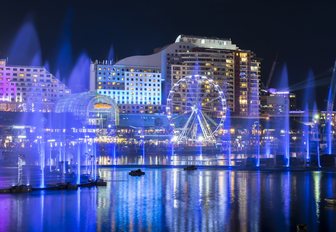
[
  {"xmin": 171, "ymin": 35, "xmax": 260, "ymax": 117},
  {"xmin": 90, "ymin": 61, "xmax": 162, "ymax": 114},
  {"xmin": 260, "ymin": 88, "xmax": 297, "ymax": 115},
  {"xmin": 90, "ymin": 35, "xmax": 261, "ymax": 117},
  {"xmin": 0, "ymin": 59, "xmax": 70, "ymax": 112}
]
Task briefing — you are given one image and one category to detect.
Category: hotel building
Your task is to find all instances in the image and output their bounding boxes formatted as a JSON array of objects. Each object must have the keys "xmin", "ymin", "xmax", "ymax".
[
  {"xmin": 0, "ymin": 59, "xmax": 70, "ymax": 112},
  {"xmin": 171, "ymin": 35, "xmax": 260, "ymax": 117},
  {"xmin": 90, "ymin": 35, "xmax": 261, "ymax": 117},
  {"xmin": 90, "ymin": 61, "xmax": 162, "ymax": 114}
]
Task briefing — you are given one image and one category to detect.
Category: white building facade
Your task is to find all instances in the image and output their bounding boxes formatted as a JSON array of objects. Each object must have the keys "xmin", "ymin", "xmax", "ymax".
[{"xmin": 90, "ymin": 61, "xmax": 162, "ymax": 114}]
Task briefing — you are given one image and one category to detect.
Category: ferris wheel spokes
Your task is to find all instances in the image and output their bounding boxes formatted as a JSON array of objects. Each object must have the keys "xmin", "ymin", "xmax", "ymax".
[{"xmin": 166, "ymin": 75, "xmax": 227, "ymax": 145}]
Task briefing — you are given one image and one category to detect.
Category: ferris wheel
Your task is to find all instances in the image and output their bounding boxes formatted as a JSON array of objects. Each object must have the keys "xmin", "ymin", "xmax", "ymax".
[{"xmin": 166, "ymin": 75, "xmax": 227, "ymax": 144}]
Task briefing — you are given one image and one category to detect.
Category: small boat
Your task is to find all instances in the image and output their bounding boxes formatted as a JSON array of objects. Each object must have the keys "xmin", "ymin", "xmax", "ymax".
[
  {"xmin": 78, "ymin": 182, "xmax": 96, "ymax": 188},
  {"xmin": 325, "ymin": 198, "xmax": 336, "ymax": 205},
  {"xmin": 44, "ymin": 182, "xmax": 78, "ymax": 190},
  {"xmin": 9, "ymin": 185, "xmax": 32, "ymax": 193},
  {"xmin": 65, "ymin": 183, "xmax": 78, "ymax": 190},
  {"xmin": 129, "ymin": 169, "xmax": 145, "ymax": 176},
  {"xmin": 95, "ymin": 179, "xmax": 107, "ymax": 186},
  {"xmin": 296, "ymin": 224, "xmax": 307, "ymax": 232},
  {"xmin": 184, "ymin": 165, "xmax": 197, "ymax": 171}
]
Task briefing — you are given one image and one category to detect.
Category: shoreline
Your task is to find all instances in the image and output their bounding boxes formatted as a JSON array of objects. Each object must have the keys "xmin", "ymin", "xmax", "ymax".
[{"xmin": 98, "ymin": 165, "xmax": 336, "ymax": 172}]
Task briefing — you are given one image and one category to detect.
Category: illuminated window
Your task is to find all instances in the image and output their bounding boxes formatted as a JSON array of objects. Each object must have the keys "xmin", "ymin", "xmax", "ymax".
[{"xmin": 240, "ymin": 53, "xmax": 247, "ymax": 58}]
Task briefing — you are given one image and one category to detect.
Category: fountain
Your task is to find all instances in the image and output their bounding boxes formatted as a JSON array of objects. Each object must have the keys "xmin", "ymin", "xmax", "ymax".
[
  {"xmin": 107, "ymin": 44, "xmax": 115, "ymax": 62},
  {"xmin": 264, "ymin": 119, "xmax": 271, "ymax": 158},
  {"xmin": 303, "ymin": 104, "xmax": 310, "ymax": 166},
  {"xmin": 312, "ymin": 104, "xmax": 321, "ymax": 167},
  {"xmin": 302, "ymin": 70, "xmax": 316, "ymax": 165},
  {"xmin": 17, "ymin": 154, "xmax": 24, "ymax": 185},
  {"xmin": 67, "ymin": 53, "xmax": 91, "ymax": 93},
  {"xmin": 37, "ymin": 136, "xmax": 46, "ymax": 188},
  {"xmin": 0, "ymin": 19, "xmax": 113, "ymax": 193},
  {"xmin": 55, "ymin": 42, "xmax": 72, "ymax": 80},
  {"xmin": 140, "ymin": 132, "xmax": 146, "ymax": 165},
  {"xmin": 7, "ymin": 18, "xmax": 42, "ymax": 66},
  {"xmin": 93, "ymin": 142, "xmax": 97, "ymax": 180},
  {"xmin": 325, "ymin": 61, "xmax": 336, "ymax": 154},
  {"xmin": 277, "ymin": 65, "xmax": 290, "ymax": 167},
  {"xmin": 254, "ymin": 121, "xmax": 261, "ymax": 167},
  {"xmin": 223, "ymin": 108, "xmax": 232, "ymax": 166},
  {"xmin": 76, "ymin": 142, "xmax": 81, "ymax": 184}
]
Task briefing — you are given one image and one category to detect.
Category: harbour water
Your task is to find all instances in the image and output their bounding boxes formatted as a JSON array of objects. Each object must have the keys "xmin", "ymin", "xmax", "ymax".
[{"xmin": 0, "ymin": 168, "xmax": 336, "ymax": 232}]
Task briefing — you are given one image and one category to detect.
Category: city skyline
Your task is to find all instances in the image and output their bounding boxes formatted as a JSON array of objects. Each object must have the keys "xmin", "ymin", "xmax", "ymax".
[
  {"xmin": 1, "ymin": 2, "xmax": 336, "ymax": 231},
  {"xmin": 0, "ymin": 1, "xmax": 335, "ymax": 84}
]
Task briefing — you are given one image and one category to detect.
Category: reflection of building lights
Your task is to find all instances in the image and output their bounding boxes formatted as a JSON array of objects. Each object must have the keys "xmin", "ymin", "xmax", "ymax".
[
  {"xmin": 13, "ymin": 125, "xmax": 25, "ymax": 129},
  {"xmin": 171, "ymin": 136, "xmax": 178, "ymax": 142}
]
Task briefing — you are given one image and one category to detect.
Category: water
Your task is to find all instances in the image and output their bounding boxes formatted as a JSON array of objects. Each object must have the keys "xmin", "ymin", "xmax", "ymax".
[
  {"xmin": 107, "ymin": 44, "xmax": 115, "ymax": 61},
  {"xmin": 7, "ymin": 19, "xmax": 42, "ymax": 66},
  {"xmin": 302, "ymin": 70, "xmax": 316, "ymax": 164},
  {"xmin": 282, "ymin": 67, "xmax": 290, "ymax": 167},
  {"xmin": 67, "ymin": 53, "xmax": 91, "ymax": 93},
  {"xmin": 303, "ymin": 105, "xmax": 310, "ymax": 163},
  {"xmin": 224, "ymin": 108, "xmax": 232, "ymax": 166},
  {"xmin": 326, "ymin": 61, "xmax": 336, "ymax": 154},
  {"xmin": 0, "ymin": 168, "xmax": 335, "ymax": 232}
]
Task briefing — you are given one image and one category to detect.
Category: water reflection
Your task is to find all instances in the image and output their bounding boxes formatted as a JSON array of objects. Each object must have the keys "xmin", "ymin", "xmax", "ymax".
[{"xmin": 0, "ymin": 169, "xmax": 336, "ymax": 231}]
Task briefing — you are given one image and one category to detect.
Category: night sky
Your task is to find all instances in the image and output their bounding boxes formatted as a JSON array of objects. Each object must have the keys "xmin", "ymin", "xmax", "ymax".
[{"xmin": 0, "ymin": 0, "xmax": 335, "ymax": 106}]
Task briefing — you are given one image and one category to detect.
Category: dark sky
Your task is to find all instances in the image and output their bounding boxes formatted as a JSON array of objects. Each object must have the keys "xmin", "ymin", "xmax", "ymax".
[{"xmin": 0, "ymin": 0, "xmax": 336, "ymax": 105}]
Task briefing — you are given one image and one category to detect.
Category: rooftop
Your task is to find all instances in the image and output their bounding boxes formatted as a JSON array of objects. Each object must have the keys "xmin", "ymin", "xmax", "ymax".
[{"xmin": 175, "ymin": 35, "xmax": 238, "ymax": 50}]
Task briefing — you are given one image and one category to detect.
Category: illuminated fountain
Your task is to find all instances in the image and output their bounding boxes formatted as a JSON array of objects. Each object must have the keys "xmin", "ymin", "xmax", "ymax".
[
  {"xmin": 312, "ymin": 104, "xmax": 321, "ymax": 167},
  {"xmin": 223, "ymin": 108, "xmax": 232, "ymax": 166},
  {"xmin": 302, "ymin": 70, "xmax": 316, "ymax": 165},
  {"xmin": 264, "ymin": 119, "xmax": 272, "ymax": 158},
  {"xmin": 325, "ymin": 61, "xmax": 336, "ymax": 154},
  {"xmin": 253, "ymin": 121, "xmax": 261, "ymax": 167},
  {"xmin": 76, "ymin": 141, "xmax": 81, "ymax": 184},
  {"xmin": 137, "ymin": 129, "xmax": 146, "ymax": 165},
  {"xmin": 17, "ymin": 154, "xmax": 24, "ymax": 185},
  {"xmin": 55, "ymin": 17, "xmax": 73, "ymax": 81},
  {"xmin": 275, "ymin": 65, "xmax": 290, "ymax": 167},
  {"xmin": 7, "ymin": 19, "xmax": 42, "ymax": 66},
  {"xmin": 303, "ymin": 104, "xmax": 310, "ymax": 165},
  {"xmin": 107, "ymin": 44, "xmax": 115, "ymax": 62},
  {"xmin": 37, "ymin": 136, "xmax": 46, "ymax": 188}
]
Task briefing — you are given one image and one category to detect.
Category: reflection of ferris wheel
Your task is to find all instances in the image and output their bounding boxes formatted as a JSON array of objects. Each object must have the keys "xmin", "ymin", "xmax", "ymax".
[{"xmin": 166, "ymin": 75, "xmax": 226, "ymax": 144}]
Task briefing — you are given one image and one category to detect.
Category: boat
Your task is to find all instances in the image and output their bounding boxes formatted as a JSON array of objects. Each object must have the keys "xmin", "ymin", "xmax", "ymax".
[
  {"xmin": 184, "ymin": 165, "xmax": 197, "ymax": 171},
  {"xmin": 95, "ymin": 179, "xmax": 107, "ymax": 186},
  {"xmin": 9, "ymin": 185, "xmax": 32, "ymax": 193},
  {"xmin": 44, "ymin": 182, "xmax": 78, "ymax": 190},
  {"xmin": 296, "ymin": 224, "xmax": 307, "ymax": 232},
  {"xmin": 65, "ymin": 183, "xmax": 78, "ymax": 190},
  {"xmin": 78, "ymin": 181, "xmax": 96, "ymax": 188},
  {"xmin": 129, "ymin": 169, "xmax": 145, "ymax": 176},
  {"xmin": 324, "ymin": 198, "xmax": 336, "ymax": 205}
]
